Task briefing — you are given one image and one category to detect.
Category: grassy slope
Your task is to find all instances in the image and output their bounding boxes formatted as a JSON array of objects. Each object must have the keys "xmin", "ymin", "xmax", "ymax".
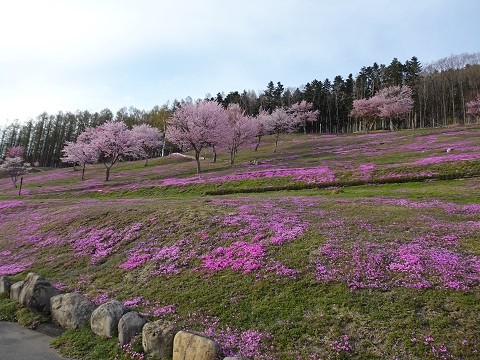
[{"xmin": 0, "ymin": 125, "xmax": 479, "ymax": 359}]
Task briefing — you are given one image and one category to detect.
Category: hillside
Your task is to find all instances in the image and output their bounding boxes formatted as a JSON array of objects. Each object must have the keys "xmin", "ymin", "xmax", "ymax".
[{"xmin": 1, "ymin": 125, "xmax": 479, "ymax": 359}]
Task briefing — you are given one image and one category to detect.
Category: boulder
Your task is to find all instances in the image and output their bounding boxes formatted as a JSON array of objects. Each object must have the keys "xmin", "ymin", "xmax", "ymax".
[
  {"xmin": 18, "ymin": 273, "xmax": 61, "ymax": 314},
  {"xmin": 118, "ymin": 311, "xmax": 147, "ymax": 346},
  {"xmin": 0, "ymin": 276, "xmax": 12, "ymax": 294},
  {"xmin": 50, "ymin": 293, "xmax": 96, "ymax": 329},
  {"xmin": 9, "ymin": 281, "xmax": 24, "ymax": 301},
  {"xmin": 142, "ymin": 320, "xmax": 178, "ymax": 358},
  {"xmin": 173, "ymin": 331, "xmax": 221, "ymax": 360},
  {"xmin": 90, "ymin": 300, "xmax": 128, "ymax": 338}
]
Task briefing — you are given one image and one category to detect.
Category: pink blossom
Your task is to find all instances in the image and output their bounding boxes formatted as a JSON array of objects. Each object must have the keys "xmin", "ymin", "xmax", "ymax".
[{"xmin": 202, "ymin": 242, "xmax": 265, "ymax": 274}]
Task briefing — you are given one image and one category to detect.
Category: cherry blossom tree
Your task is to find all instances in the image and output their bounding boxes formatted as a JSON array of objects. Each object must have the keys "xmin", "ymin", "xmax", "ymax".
[
  {"xmin": 131, "ymin": 124, "xmax": 164, "ymax": 166},
  {"xmin": 253, "ymin": 108, "xmax": 270, "ymax": 152},
  {"xmin": 6, "ymin": 146, "xmax": 24, "ymax": 158},
  {"xmin": 376, "ymin": 85, "xmax": 413, "ymax": 130},
  {"xmin": 466, "ymin": 93, "xmax": 480, "ymax": 121},
  {"xmin": 225, "ymin": 104, "xmax": 257, "ymax": 165},
  {"xmin": 2, "ymin": 145, "xmax": 30, "ymax": 188},
  {"xmin": 350, "ymin": 85, "xmax": 413, "ymax": 132},
  {"xmin": 265, "ymin": 108, "xmax": 297, "ymax": 152},
  {"xmin": 290, "ymin": 101, "xmax": 319, "ymax": 134},
  {"xmin": 166, "ymin": 101, "xmax": 229, "ymax": 173},
  {"xmin": 207, "ymin": 105, "xmax": 230, "ymax": 164},
  {"xmin": 62, "ymin": 141, "xmax": 84, "ymax": 172},
  {"xmin": 1, "ymin": 157, "xmax": 31, "ymax": 187},
  {"xmin": 87, "ymin": 121, "xmax": 142, "ymax": 181},
  {"xmin": 350, "ymin": 97, "xmax": 382, "ymax": 133},
  {"xmin": 61, "ymin": 133, "xmax": 98, "ymax": 180}
]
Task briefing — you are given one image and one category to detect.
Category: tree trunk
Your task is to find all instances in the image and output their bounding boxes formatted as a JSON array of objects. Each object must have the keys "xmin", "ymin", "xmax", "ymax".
[
  {"xmin": 11, "ymin": 173, "xmax": 18, "ymax": 188},
  {"xmin": 195, "ymin": 151, "xmax": 201, "ymax": 173},
  {"xmin": 144, "ymin": 157, "xmax": 149, "ymax": 166},
  {"xmin": 81, "ymin": 164, "xmax": 86, "ymax": 180},
  {"xmin": 105, "ymin": 166, "xmax": 111, "ymax": 181},
  {"xmin": 459, "ymin": 81, "xmax": 466, "ymax": 124},
  {"xmin": 18, "ymin": 177, "xmax": 23, "ymax": 196},
  {"xmin": 274, "ymin": 133, "xmax": 280, "ymax": 153},
  {"xmin": 212, "ymin": 145, "xmax": 217, "ymax": 163},
  {"xmin": 255, "ymin": 136, "xmax": 262, "ymax": 151},
  {"xmin": 451, "ymin": 82, "xmax": 455, "ymax": 124}
]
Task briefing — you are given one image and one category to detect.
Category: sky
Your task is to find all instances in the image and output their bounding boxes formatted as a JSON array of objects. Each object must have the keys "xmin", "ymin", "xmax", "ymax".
[{"xmin": 0, "ymin": 0, "xmax": 479, "ymax": 127}]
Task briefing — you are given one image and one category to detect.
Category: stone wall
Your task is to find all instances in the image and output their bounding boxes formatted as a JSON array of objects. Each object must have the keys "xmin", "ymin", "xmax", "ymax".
[{"xmin": 0, "ymin": 274, "xmax": 247, "ymax": 360}]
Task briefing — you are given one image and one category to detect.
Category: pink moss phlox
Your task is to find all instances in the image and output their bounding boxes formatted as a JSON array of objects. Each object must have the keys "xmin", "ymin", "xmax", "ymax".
[
  {"xmin": 264, "ymin": 261, "xmax": 299, "ymax": 278},
  {"xmin": 0, "ymin": 262, "xmax": 32, "ymax": 276},
  {"xmin": 52, "ymin": 282, "xmax": 70, "ymax": 292},
  {"xmin": 117, "ymin": 338, "xmax": 146, "ymax": 360},
  {"xmin": 204, "ymin": 200, "xmax": 309, "ymax": 275},
  {"xmin": 202, "ymin": 241, "xmax": 265, "ymax": 274},
  {"xmin": 162, "ymin": 165, "xmax": 336, "ymax": 186},
  {"xmin": 203, "ymin": 325, "xmax": 273, "ymax": 359},
  {"xmin": 88, "ymin": 291, "xmax": 113, "ymax": 305},
  {"xmin": 26, "ymin": 235, "xmax": 64, "ymax": 249},
  {"xmin": 269, "ymin": 219, "xmax": 308, "ymax": 245},
  {"xmin": 151, "ymin": 304, "xmax": 176, "ymax": 317},
  {"xmin": 358, "ymin": 163, "xmax": 377, "ymax": 180},
  {"xmin": 119, "ymin": 251, "xmax": 152, "ymax": 270},
  {"xmin": 124, "ymin": 296, "xmax": 151, "ymax": 308},
  {"xmin": 119, "ymin": 239, "xmax": 189, "ymax": 276},
  {"xmin": 331, "ymin": 334, "xmax": 354, "ymax": 354},
  {"xmin": 73, "ymin": 222, "xmax": 143, "ymax": 264},
  {"xmin": 316, "ymin": 235, "xmax": 480, "ymax": 291},
  {"xmin": 125, "ymin": 297, "xmax": 176, "ymax": 318},
  {"xmin": 366, "ymin": 197, "xmax": 480, "ymax": 217},
  {"xmin": 408, "ymin": 153, "xmax": 480, "ymax": 166},
  {"xmin": 0, "ymin": 200, "xmax": 24, "ymax": 211},
  {"xmin": 377, "ymin": 171, "xmax": 437, "ymax": 181}
]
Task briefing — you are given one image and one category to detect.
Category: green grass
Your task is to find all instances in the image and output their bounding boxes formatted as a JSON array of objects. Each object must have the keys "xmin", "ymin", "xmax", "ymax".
[
  {"xmin": 332, "ymin": 178, "xmax": 480, "ymax": 203},
  {"xmin": 0, "ymin": 292, "xmax": 21, "ymax": 321},
  {"xmin": 0, "ymin": 292, "xmax": 50, "ymax": 328},
  {"xmin": 51, "ymin": 326, "xmax": 122, "ymax": 360},
  {"xmin": 16, "ymin": 307, "xmax": 51, "ymax": 329}
]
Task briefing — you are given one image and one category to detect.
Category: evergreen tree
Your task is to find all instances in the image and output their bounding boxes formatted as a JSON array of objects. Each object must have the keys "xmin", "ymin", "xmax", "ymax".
[{"xmin": 385, "ymin": 58, "xmax": 405, "ymax": 86}]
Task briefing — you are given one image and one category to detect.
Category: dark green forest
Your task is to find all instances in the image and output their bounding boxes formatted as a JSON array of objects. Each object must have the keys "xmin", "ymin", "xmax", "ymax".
[{"xmin": 1, "ymin": 52, "xmax": 479, "ymax": 167}]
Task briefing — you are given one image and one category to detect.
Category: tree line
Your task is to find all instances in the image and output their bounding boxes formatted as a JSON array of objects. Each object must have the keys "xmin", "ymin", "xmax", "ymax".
[{"xmin": 1, "ymin": 52, "xmax": 479, "ymax": 167}]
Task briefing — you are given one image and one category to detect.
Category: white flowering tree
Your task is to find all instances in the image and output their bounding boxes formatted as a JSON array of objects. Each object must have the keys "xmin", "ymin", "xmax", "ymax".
[{"xmin": 1, "ymin": 156, "xmax": 31, "ymax": 187}]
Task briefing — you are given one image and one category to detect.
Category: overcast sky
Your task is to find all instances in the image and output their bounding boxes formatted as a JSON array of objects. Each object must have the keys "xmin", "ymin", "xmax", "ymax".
[{"xmin": 0, "ymin": 0, "xmax": 478, "ymax": 127}]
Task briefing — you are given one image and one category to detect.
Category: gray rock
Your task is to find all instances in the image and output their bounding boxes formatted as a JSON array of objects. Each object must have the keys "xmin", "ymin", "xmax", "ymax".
[
  {"xmin": 118, "ymin": 311, "xmax": 147, "ymax": 346},
  {"xmin": 50, "ymin": 293, "xmax": 96, "ymax": 329},
  {"xmin": 90, "ymin": 300, "xmax": 128, "ymax": 338},
  {"xmin": 9, "ymin": 281, "xmax": 24, "ymax": 301},
  {"xmin": 173, "ymin": 331, "xmax": 220, "ymax": 360},
  {"xmin": 142, "ymin": 320, "xmax": 178, "ymax": 358},
  {"xmin": 18, "ymin": 273, "xmax": 61, "ymax": 314},
  {"xmin": 0, "ymin": 276, "xmax": 12, "ymax": 294}
]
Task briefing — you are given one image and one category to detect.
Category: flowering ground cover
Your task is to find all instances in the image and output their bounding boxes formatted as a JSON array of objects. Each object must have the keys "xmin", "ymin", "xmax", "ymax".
[{"xmin": 0, "ymin": 125, "xmax": 479, "ymax": 359}]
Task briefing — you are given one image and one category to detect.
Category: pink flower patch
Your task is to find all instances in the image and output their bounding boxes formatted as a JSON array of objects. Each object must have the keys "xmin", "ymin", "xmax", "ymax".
[{"xmin": 202, "ymin": 241, "xmax": 265, "ymax": 273}]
